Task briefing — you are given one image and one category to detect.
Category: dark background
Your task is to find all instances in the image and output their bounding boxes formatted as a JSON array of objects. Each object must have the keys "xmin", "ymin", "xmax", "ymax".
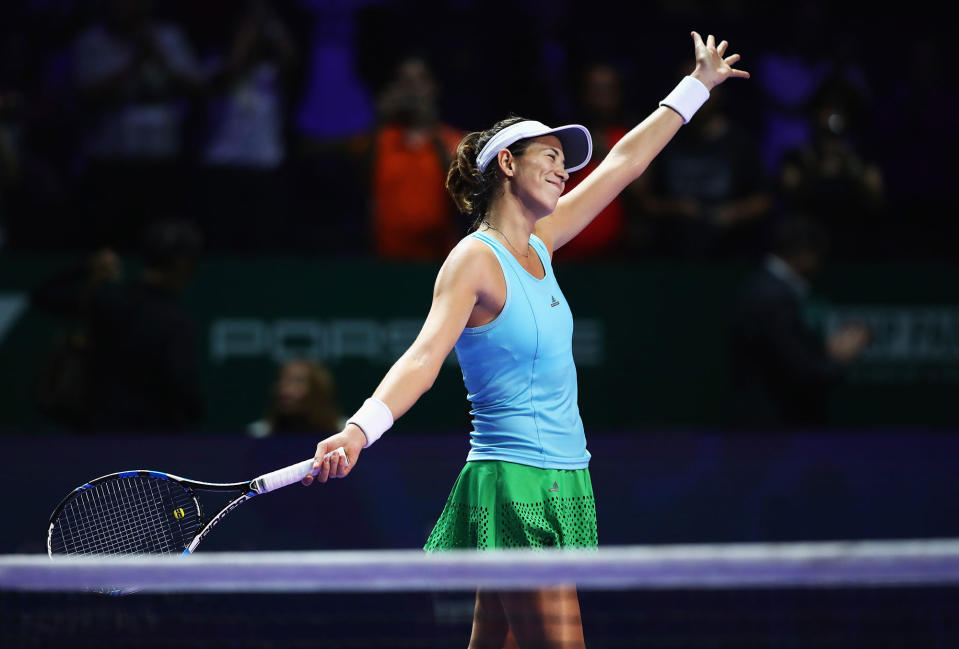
[
  {"xmin": 0, "ymin": 1, "xmax": 955, "ymax": 258},
  {"xmin": 6, "ymin": 431, "xmax": 959, "ymax": 555},
  {"xmin": 0, "ymin": 0, "xmax": 956, "ymax": 552}
]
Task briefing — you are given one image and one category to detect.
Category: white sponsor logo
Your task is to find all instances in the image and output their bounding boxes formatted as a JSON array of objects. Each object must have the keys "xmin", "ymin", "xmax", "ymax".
[
  {"xmin": 210, "ymin": 318, "xmax": 605, "ymax": 366},
  {"xmin": 822, "ymin": 307, "xmax": 959, "ymax": 361}
]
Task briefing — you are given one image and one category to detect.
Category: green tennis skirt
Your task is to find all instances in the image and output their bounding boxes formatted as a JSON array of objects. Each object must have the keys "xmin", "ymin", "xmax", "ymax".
[{"xmin": 424, "ymin": 460, "xmax": 598, "ymax": 551}]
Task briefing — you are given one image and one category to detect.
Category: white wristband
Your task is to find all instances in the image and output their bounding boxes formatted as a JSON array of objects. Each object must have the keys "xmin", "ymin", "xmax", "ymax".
[
  {"xmin": 659, "ymin": 76, "xmax": 710, "ymax": 124},
  {"xmin": 346, "ymin": 397, "xmax": 393, "ymax": 448}
]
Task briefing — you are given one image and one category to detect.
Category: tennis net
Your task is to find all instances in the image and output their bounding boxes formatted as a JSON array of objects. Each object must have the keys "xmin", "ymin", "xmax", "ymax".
[{"xmin": 3, "ymin": 539, "xmax": 959, "ymax": 648}]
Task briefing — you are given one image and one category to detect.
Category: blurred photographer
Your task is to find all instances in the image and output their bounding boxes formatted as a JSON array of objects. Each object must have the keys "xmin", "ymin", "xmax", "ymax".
[
  {"xmin": 778, "ymin": 75, "xmax": 885, "ymax": 260},
  {"xmin": 72, "ymin": 0, "xmax": 202, "ymax": 250},
  {"xmin": 361, "ymin": 55, "xmax": 463, "ymax": 260},
  {"xmin": 196, "ymin": 0, "xmax": 297, "ymax": 252}
]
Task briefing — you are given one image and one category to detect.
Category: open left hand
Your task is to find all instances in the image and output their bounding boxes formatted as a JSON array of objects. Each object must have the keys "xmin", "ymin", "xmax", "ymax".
[{"xmin": 689, "ymin": 32, "xmax": 750, "ymax": 91}]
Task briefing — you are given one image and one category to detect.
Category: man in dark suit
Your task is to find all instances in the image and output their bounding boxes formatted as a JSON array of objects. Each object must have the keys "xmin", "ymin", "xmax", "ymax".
[{"xmin": 729, "ymin": 217, "xmax": 869, "ymax": 428}]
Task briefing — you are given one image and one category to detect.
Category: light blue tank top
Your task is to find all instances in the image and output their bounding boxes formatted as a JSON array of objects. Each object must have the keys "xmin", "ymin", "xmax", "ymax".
[{"xmin": 455, "ymin": 231, "xmax": 590, "ymax": 469}]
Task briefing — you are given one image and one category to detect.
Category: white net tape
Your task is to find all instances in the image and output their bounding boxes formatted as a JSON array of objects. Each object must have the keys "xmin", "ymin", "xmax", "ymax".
[{"xmin": 4, "ymin": 539, "xmax": 959, "ymax": 594}]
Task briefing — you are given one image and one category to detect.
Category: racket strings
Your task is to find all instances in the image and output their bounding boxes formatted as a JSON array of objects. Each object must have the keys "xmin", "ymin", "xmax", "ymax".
[{"xmin": 50, "ymin": 476, "xmax": 199, "ymax": 556}]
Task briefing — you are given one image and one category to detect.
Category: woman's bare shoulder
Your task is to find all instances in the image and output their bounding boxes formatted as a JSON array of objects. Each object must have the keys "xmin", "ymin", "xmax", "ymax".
[
  {"xmin": 435, "ymin": 235, "xmax": 500, "ymax": 292},
  {"xmin": 447, "ymin": 234, "xmax": 498, "ymax": 269}
]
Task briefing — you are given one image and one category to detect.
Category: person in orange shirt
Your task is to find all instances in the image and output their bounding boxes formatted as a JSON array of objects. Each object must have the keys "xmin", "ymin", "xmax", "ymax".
[{"xmin": 367, "ymin": 56, "xmax": 463, "ymax": 260}]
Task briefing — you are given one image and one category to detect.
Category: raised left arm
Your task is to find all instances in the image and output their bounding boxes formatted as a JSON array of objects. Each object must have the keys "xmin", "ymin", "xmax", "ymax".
[{"xmin": 536, "ymin": 32, "xmax": 749, "ymax": 252}]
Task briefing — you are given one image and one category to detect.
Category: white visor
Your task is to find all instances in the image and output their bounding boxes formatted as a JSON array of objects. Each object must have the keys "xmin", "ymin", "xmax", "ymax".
[{"xmin": 476, "ymin": 120, "xmax": 593, "ymax": 173}]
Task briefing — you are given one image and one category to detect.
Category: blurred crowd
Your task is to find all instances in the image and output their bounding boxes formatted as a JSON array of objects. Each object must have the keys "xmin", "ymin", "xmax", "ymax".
[{"xmin": 0, "ymin": 0, "xmax": 953, "ymax": 263}]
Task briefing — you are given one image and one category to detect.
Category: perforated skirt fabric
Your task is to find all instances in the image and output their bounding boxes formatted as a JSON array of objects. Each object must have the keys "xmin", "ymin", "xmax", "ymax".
[{"xmin": 424, "ymin": 460, "xmax": 598, "ymax": 551}]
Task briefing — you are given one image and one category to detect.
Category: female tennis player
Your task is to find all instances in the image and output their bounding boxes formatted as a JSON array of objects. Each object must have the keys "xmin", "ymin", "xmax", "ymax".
[{"xmin": 304, "ymin": 31, "xmax": 748, "ymax": 649}]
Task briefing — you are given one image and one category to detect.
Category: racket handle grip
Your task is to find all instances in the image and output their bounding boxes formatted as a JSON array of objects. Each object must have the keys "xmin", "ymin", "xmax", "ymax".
[{"xmin": 253, "ymin": 447, "xmax": 347, "ymax": 493}]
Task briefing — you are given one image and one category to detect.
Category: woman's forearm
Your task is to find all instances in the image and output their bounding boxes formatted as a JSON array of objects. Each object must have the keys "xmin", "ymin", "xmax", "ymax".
[
  {"xmin": 605, "ymin": 106, "xmax": 685, "ymax": 183},
  {"xmin": 369, "ymin": 345, "xmax": 444, "ymax": 420}
]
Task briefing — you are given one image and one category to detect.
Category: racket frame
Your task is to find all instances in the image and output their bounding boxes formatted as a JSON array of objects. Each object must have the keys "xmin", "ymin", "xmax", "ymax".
[
  {"xmin": 47, "ymin": 451, "xmax": 341, "ymax": 557},
  {"xmin": 49, "ymin": 470, "xmax": 260, "ymax": 558}
]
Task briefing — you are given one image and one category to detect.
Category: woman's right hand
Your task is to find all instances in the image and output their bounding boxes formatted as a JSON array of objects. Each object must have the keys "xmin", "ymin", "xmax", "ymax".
[{"xmin": 301, "ymin": 424, "xmax": 367, "ymax": 485}]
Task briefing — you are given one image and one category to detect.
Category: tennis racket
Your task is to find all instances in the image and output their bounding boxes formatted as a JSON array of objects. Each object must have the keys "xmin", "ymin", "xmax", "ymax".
[{"xmin": 47, "ymin": 447, "xmax": 347, "ymax": 558}]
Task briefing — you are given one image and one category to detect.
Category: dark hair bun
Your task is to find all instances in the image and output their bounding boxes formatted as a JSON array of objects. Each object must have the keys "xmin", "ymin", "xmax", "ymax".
[{"xmin": 446, "ymin": 131, "xmax": 483, "ymax": 215}]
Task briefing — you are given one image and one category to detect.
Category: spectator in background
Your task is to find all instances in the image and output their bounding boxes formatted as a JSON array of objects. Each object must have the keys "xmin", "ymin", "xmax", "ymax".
[
  {"xmin": 31, "ymin": 218, "xmax": 204, "ymax": 432},
  {"xmin": 875, "ymin": 33, "xmax": 958, "ymax": 260},
  {"xmin": 555, "ymin": 62, "xmax": 633, "ymax": 261},
  {"xmin": 294, "ymin": 0, "xmax": 374, "ymax": 145},
  {"xmin": 636, "ymin": 77, "xmax": 771, "ymax": 259},
  {"xmin": 0, "ymin": 2, "xmax": 85, "ymax": 252},
  {"xmin": 777, "ymin": 75, "xmax": 885, "ymax": 261},
  {"xmin": 290, "ymin": 0, "xmax": 375, "ymax": 254},
  {"xmin": 248, "ymin": 359, "xmax": 344, "ymax": 437},
  {"xmin": 0, "ymin": 88, "xmax": 20, "ymax": 251},
  {"xmin": 195, "ymin": 0, "xmax": 297, "ymax": 253},
  {"xmin": 0, "ymin": 14, "xmax": 30, "ymax": 252},
  {"xmin": 728, "ymin": 216, "xmax": 870, "ymax": 429},
  {"xmin": 72, "ymin": 0, "xmax": 201, "ymax": 250},
  {"xmin": 752, "ymin": 2, "xmax": 836, "ymax": 176},
  {"xmin": 361, "ymin": 55, "xmax": 463, "ymax": 260}
]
